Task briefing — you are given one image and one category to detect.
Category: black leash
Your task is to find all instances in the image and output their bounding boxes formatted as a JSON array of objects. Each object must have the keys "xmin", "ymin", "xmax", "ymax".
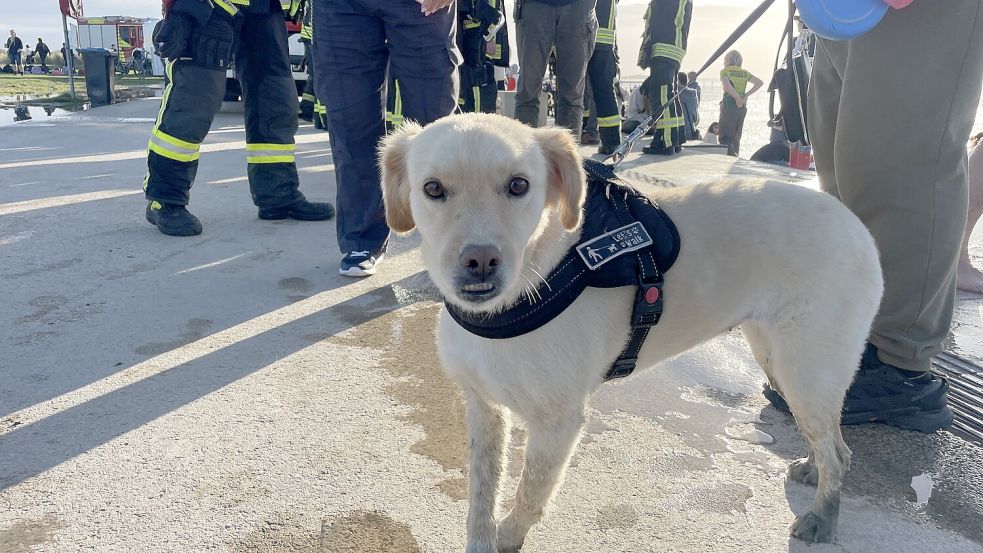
[{"xmin": 605, "ymin": 0, "xmax": 779, "ymax": 168}]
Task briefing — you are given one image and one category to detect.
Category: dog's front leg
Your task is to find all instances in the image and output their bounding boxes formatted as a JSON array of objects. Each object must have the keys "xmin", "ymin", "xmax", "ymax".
[
  {"xmin": 465, "ymin": 389, "xmax": 509, "ymax": 553},
  {"xmin": 497, "ymin": 409, "xmax": 585, "ymax": 552}
]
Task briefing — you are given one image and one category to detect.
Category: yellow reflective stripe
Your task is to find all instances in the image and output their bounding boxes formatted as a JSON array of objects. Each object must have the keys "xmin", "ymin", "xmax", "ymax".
[
  {"xmin": 597, "ymin": 115, "xmax": 621, "ymax": 128},
  {"xmin": 597, "ymin": 29, "xmax": 616, "ymax": 41},
  {"xmin": 213, "ymin": 0, "xmax": 239, "ymax": 17},
  {"xmin": 229, "ymin": 0, "xmax": 249, "ymax": 4},
  {"xmin": 155, "ymin": 130, "xmax": 199, "ymax": 151},
  {"xmin": 583, "ymin": 109, "xmax": 591, "ymax": 117},
  {"xmin": 393, "ymin": 81, "xmax": 403, "ymax": 117},
  {"xmin": 149, "ymin": 140, "xmax": 200, "ymax": 162},
  {"xmin": 150, "ymin": 60, "xmax": 176, "ymax": 143},
  {"xmin": 302, "ymin": 93, "xmax": 315, "ymax": 102},
  {"xmin": 248, "ymin": 155, "xmax": 295, "ymax": 164},
  {"xmin": 246, "ymin": 143, "xmax": 295, "ymax": 151},
  {"xmin": 489, "ymin": 44, "xmax": 503, "ymax": 60},
  {"xmin": 464, "ymin": 19, "xmax": 482, "ymax": 29},
  {"xmin": 651, "ymin": 43, "xmax": 685, "ymax": 62},
  {"xmin": 608, "ymin": 0, "xmax": 616, "ymax": 30},
  {"xmin": 246, "ymin": 143, "xmax": 295, "ymax": 164},
  {"xmin": 674, "ymin": 0, "xmax": 687, "ymax": 48}
]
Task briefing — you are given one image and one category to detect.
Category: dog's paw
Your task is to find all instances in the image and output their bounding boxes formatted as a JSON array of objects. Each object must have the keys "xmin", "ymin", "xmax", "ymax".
[
  {"xmin": 465, "ymin": 543, "xmax": 498, "ymax": 553},
  {"xmin": 790, "ymin": 511, "xmax": 836, "ymax": 543},
  {"xmin": 786, "ymin": 457, "xmax": 819, "ymax": 486},
  {"xmin": 496, "ymin": 514, "xmax": 525, "ymax": 552}
]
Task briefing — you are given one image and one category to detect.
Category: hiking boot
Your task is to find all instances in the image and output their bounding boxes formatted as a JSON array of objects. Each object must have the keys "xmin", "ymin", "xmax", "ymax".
[
  {"xmin": 258, "ymin": 198, "xmax": 335, "ymax": 221},
  {"xmin": 145, "ymin": 201, "xmax": 202, "ymax": 236},
  {"xmin": 339, "ymin": 250, "xmax": 384, "ymax": 277},
  {"xmin": 598, "ymin": 143, "xmax": 620, "ymax": 156},
  {"xmin": 580, "ymin": 132, "xmax": 599, "ymax": 146},
  {"xmin": 642, "ymin": 144, "xmax": 674, "ymax": 155},
  {"xmin": 763, "ymin": 343, "xmax": 953, "ymax": 433}
]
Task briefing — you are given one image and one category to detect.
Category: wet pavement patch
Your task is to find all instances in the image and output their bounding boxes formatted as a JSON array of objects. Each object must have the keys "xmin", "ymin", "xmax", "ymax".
[
  {"xmin": 329, "ymin": 304, "xmax": 469, "ymax": 500},
  {"xmin": 134, "ymin": 318, "xmax": 214, "ymax": 356},
  {"xmin": 319, "ymin": 511, "xmax": 422, "ymax": 553},
  {"xmin": 0, "ymin": 514, "xmax": 62, "ymax": 552}
]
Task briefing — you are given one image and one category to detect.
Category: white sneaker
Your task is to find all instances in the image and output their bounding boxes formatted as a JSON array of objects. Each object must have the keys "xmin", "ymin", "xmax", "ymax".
[{"xmin": 339, "ymin": 250, "xmax": 384, "ymax": 277}]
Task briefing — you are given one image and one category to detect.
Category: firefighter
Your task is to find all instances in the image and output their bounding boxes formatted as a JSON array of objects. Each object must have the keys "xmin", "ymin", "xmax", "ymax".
[
  {"xmin": 144, "ymin": 0, "xmax": 334, "ymax": 237},
  {"xmin": 457, "ymin": 0, "xmax": 503, "ymax": 114},
  {"xmin": 298, "ymin": 1, "xmax": 316, "ymax": 122},
  {"xmin": 638, "ymin": 0, "xmax": 692, "ymax": 155},
  {"xmin": 582, "ymin": 0, "xmax": 621, "ymax": 155},
  {"xmin": 488, "ymin": 0, "xmax": 510, "ymax": 91}
]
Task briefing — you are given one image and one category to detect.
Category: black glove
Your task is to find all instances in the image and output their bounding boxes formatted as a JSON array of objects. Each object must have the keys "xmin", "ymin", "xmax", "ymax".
[
  {"xmin": 189, "ymin": 14, "xmax": 236, "ymax": 71},
  {"xmin": 154, "ymin": 12, "xmax": 196, "ymax": 60}
]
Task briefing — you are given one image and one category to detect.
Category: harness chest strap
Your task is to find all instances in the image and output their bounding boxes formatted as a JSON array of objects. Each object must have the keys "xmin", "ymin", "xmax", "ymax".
[{"xmin": 445, "ymin": 159, "xmax": 679, "ymax": 381}]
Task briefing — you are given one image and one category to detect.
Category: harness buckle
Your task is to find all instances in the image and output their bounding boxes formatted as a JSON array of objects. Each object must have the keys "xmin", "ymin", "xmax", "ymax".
[
  {"xmin": 607, "ymin": 356, "xmax": 639, "ymax": 380},
  {"xmin": 631, "ymin": 281, "xmax": 663, "ymax": 328}
]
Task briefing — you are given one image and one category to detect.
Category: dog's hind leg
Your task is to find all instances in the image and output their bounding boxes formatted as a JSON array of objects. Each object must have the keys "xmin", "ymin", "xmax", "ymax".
[
  {"xmin": 768, "ymin": 335, "xmax": 856, "ymax": 543},
  {"xmin": 496, "ymin": 406, "xmax": 586, "ymax": 552},
  {"xmin": 464, "ymin": 389, "xmax": 510, "ymax": 553},
  {"xmin": 742, "ymin": 321, "xmax": 779, "ymax": 390}
]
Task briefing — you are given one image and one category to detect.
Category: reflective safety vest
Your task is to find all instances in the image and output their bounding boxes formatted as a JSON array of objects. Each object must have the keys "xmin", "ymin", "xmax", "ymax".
[{"xmin": 595, "ymin": 0, "xmax": 616, "ymax": 49}]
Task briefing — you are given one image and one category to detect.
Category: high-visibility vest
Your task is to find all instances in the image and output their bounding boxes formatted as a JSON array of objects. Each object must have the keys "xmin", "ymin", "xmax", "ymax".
[{"xmin": 223, "ymin": 0, "xmax": 302, "ymax": 18}]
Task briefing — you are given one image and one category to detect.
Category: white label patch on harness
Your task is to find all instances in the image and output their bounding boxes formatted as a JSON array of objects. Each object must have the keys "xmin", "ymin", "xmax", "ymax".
[{"xmin": 576, "ymin": 222, "xmax": 654, "ymax": 270}]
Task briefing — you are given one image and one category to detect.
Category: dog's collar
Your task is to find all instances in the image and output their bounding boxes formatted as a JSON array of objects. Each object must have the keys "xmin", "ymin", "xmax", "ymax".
[{"xmin": 445, "ymin": 159, "xmax": 681, "ymax": 380}]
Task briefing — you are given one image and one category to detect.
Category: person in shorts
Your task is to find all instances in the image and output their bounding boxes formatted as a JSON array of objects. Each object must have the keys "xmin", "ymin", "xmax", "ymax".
[{"xmin": 6, "ymin": 30, "xmax": 24, "ymax": 75}]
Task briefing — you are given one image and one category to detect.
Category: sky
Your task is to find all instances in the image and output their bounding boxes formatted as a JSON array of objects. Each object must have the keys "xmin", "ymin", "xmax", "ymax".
[{"xmin": 1, "ymin": 0, "xmax": 786, "ymax": 82}]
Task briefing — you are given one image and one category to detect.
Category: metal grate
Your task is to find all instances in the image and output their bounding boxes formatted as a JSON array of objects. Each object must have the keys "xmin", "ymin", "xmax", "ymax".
[{"xmin": 933, "ymin": 352, "xmax": 983, "ymax": 446}]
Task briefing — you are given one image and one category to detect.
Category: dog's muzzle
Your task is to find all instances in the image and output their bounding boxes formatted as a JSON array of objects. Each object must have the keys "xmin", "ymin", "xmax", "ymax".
[{"xmin": 455, "ymin": 244, "xmax": 503, "ymax": 302}]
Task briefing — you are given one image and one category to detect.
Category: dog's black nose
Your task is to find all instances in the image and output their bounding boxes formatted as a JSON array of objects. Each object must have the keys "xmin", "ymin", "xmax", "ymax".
[{"xmin": 460, "ymin": 244, "xmax": 501, "ymax": 280}]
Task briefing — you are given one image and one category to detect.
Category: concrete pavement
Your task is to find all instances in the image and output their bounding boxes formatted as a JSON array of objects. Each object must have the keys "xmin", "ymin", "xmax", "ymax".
[{"xmin": 1, "ymin": 98, "xmax": 982, "ymax": 552}]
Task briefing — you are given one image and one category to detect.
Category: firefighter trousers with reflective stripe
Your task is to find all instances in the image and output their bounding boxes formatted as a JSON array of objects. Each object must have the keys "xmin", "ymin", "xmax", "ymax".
[
  {"xmin": 584, "ymin": 47, "xmax": 620, "ymax": 148},
  {"xmin": 460, "ymin": 63, "xmax": 497, "ymax": 114},
  {"xmin": 648, "ymin": 58, "xmax": 684, "ymax": 150},
  {"xmin": 144, "ymin": 8, "xmax": 302, "ymax": 209}
]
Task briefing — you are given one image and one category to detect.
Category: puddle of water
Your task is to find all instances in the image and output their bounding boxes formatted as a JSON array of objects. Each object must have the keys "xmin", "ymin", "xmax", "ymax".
[
  {"xmin": 0, "ymin": 104, "xmax": 79, "ymax": 125},
  {"xmin": 909, "ymin": 472, "xmax": 936, "ymax": 509},
  {"xmin": 0, "ymin": 87, "xmax": 162, "ymax": 125}
]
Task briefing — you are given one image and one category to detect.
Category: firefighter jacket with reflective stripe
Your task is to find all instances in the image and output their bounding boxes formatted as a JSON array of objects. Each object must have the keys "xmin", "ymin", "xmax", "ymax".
[
  {"xmin": 488, "ymin": 0, "xmax": 510, "ymax": 67},
  {"xmin": 459, "ymin": 0, "xmax": 500, "ymax": 68},
  {"xmin": 165, "ymin": 0, "xmax": 301, "ymax": 22},
  {"xmin": 299, "ymin": 0, "xmax": 313, "ymax": 41},
  {"xmin": 595, "ymin": 0, "xmax": 617, "ymax": 49},
  {"xmin": 638, "ymin": 0, "xmax": 692, "ymax": 69}
]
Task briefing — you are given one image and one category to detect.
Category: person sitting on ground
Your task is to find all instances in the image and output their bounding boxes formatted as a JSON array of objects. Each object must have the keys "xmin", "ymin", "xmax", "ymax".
[
  {"xmin": 750, "ymin": 119, "xmax": 791, "ymax": 164},
  {"xmin": 703, "ymin": 121, "xmax": 719, "ymax": 144},
  {"xmin": 958, "ymin": 133, "xmax": 983, "ymax": 294},
  {"xmin": 622, "ymin": 77, "xmax": 652, "ymax": 135}
]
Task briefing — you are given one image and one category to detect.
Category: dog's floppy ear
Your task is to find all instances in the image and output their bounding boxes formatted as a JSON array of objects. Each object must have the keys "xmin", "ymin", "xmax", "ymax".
[
  {"xmin": 535, "ymin": 127, "xmax": 586, "ymax": 231},
  {"xmin": 379, "ymin": 122, "xmax": 423, "ymax": 233}
]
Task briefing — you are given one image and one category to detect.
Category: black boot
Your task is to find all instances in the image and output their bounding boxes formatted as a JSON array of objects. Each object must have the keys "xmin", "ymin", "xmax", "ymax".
[
  {"xmin": 258, "ymin": 197, "xmax": 335, "ymax": 221},
  {"xmin": 642, "ymin": 144, "xmax": 674, "ymax": 155},
  {"xmin": 145, "ymin": 201, "xmax": 203, "ymax": 236}
]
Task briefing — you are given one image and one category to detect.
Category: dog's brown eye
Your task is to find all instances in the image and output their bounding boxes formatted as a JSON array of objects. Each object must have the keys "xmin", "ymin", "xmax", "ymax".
[
  {"xmin": 508, "ymin": 177, "xmax": 529, "ymax": 197},
  {"xmin": 424, "ymin": 180, "xmax": 445, "ymax": 199}
]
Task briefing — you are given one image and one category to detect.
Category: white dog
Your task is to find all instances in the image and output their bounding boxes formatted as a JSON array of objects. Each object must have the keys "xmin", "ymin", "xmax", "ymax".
[{"xmin": 379, "ymin": 113, "xmax": 883, "ymax": 552}]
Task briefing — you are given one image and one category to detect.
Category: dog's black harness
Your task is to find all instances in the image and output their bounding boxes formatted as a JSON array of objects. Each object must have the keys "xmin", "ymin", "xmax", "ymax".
[{"xmin": 445, "ymin": 160, "xmax": 681, "ymax": 380}]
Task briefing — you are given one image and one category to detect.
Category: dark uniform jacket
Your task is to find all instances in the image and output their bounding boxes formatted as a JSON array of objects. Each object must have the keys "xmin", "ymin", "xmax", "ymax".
[{"xmin": 638, "ymin": 0, "xmax": 692, "ymax": 68}]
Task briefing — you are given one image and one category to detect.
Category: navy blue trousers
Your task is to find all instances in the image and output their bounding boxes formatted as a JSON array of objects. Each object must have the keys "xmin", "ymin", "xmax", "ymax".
[{"xmin": 313, "ymin": 0, "xmax": 460, "ymax": 254}]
